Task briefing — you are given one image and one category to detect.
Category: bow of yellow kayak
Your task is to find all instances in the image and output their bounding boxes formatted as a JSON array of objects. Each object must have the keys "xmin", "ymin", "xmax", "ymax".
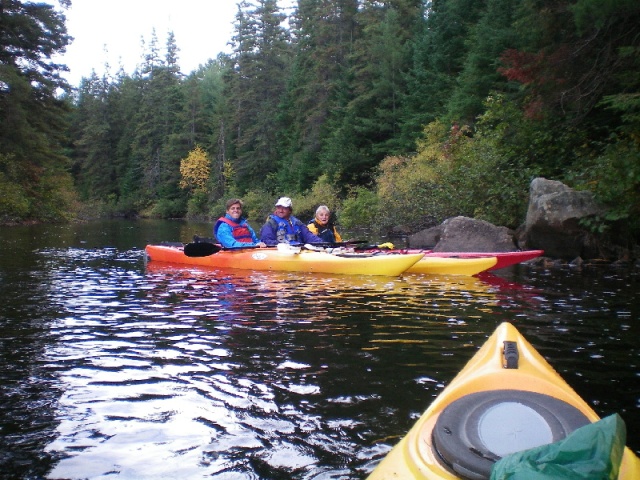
[
  {"xmin": 367, "ymin": 322, "xmax": 640, "ymax": 479},
  {"xmin": 406, "ymin": 256, "xmax": 497, "ymax": 276},
  {"xmin": 145, "ymin": 244, "xmax": 424, "ymax": 276}
]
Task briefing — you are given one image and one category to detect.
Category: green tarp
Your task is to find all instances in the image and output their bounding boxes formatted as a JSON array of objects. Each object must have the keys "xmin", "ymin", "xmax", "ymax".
[{"xmin": 490, "ymin": 413, "xmax": 626, "ymax": 480}]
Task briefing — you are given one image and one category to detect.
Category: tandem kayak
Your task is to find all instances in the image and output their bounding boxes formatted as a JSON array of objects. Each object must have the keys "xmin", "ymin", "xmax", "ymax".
[
  {"xmin": 405, "ymin": 256, "xmax": 497, "ymax": 276},
  {"xmin": 144, "ymin": 244, "xmax": 424, "ymax": 276},
  {"xmin": 368, "ymin": 322, "xmax": 640, "ymax": 479}
]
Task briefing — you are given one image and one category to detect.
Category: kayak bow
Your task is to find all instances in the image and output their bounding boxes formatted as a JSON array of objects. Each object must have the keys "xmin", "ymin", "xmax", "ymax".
[{"xmin": 368, "ymin": 322, "xmax": 640, "ymax": 479}]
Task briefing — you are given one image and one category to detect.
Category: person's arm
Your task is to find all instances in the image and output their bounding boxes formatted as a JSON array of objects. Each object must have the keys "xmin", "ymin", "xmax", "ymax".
[
  {"xmin": 260, "ymin": 221, "xmax": 278, "ymax": 246},
  {"xmin": 216, "ymin": 222, "xmax": 255, "ymax": 248},
  {"xmin": 300, "ymin": 223, "xmax": 323, "ymax": 244}
]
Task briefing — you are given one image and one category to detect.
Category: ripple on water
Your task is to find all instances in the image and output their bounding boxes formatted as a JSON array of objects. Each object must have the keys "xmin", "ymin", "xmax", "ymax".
[{"xmin": 0, "ymin": 245, "xmax": 637, "ymax": 478}]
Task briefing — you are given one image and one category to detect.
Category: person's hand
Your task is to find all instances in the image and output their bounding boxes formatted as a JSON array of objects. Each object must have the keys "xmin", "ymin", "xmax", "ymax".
[{"xmin": 257, "ymin": 242, "xmax": 267, "ymax": 248}]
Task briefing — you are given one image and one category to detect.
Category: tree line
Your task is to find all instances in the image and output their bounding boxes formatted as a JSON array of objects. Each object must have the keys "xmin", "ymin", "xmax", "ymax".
[{"xmin": 1, "ymin": 0, "xmax": 639, "ymax": 243}]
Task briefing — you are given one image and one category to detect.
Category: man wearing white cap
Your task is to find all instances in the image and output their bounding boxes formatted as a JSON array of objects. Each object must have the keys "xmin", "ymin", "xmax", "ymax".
[{"xmin": 260, "ymin": 197, "xmax": 323, "ymax": 246}]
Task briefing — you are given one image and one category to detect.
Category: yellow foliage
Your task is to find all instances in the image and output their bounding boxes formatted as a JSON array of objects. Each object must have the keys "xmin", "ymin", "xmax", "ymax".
[
  {"xmin": 222, "ymin": 161, "xmax": 235, "ymax": 184},
  {"xmin": 179, "ymin": 146, "xmax": 210, "ymax": 191}
]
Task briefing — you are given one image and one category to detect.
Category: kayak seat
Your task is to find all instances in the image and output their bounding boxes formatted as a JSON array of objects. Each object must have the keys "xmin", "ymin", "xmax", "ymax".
[{"xmin": 431, "ymin": 389, "xmax": 591, "ymax": 480}]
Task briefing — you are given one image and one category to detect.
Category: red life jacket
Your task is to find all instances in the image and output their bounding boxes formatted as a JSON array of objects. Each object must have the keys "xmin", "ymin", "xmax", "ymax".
[{"xmin": 216, "ymin": 217, "xmax": 254, "ymax": 243}]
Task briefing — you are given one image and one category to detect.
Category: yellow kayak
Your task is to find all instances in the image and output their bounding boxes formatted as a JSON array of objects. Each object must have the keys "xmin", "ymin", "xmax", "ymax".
[
  {"xmin": 406, "ymin": 256, "xmax": 497, "ymax": 276},
  {"xmin": 144, "ymin": 244, "xmax": 424, "ymax": 276},
  {"xmin": 368, "ymin": 322, "xmax": 640, "ymax": 479}
]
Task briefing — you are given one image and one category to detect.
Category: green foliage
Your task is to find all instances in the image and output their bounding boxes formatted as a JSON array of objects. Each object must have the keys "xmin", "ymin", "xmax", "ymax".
[
  {"xmin": 8, "ymin": 0, "xmax": 635, "ymax": 253},
  {"xmin": 148, "ymin": 198, "xmax": 187, "ymax": 219},
  {"xmin": 0, "ymin": 154, "xmax": 30, "ymax": 222},
  {"xmin": 185, "ymin": 190, "xmax": 210, "ymax": 220},
  {"xmin": 289, "ymin": 174, "xmax": 343, "ymax": 222},
  {"xmin": 230, "ymin": 188, "xmax": 274, "ymax": 226},
  {"xmin": 575, "ymin": 137, "xmax": 640, "ymax": 236},
  {"xmin": 338, "ymin": 187, "xmax": 380, "ymax": 230},
  {"xmin": 228, "ymin": 0, "xmax": 291, "ymax": 192},
  {"xmin": 570, "ymin": 0, "xmax": 638, "ymax": 33},
  {"xmin": 371, "ymin": 98, "xmax": 546, "ymax": 232},
  {"xmin": 446, "ymin": 0, "xmax": 523, "ymax": 122},
  {"xmin": 0, "ymin": 1, "xmax": 73, "ymax": 224}
]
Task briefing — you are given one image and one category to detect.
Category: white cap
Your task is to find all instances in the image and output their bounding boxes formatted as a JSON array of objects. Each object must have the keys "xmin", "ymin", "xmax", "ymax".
[{"xmin": 275, "ymin": 197, "xmax": 292, "ymax": 208}]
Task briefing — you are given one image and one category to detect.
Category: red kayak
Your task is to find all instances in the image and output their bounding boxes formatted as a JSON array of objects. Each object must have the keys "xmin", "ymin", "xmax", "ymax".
[
  {"xmin": 426, "ymin": 249, "xmax": 543, "ymax": 270},
  {"xmin": 364, "ymin": 249, "xmax": 544, "ymax": 271}
]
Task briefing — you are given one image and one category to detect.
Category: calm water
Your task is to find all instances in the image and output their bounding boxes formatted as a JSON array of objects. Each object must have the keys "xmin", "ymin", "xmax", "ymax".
[{"xmin": 0, "ymin": 219, "xmax": 638, "ymax": 479}]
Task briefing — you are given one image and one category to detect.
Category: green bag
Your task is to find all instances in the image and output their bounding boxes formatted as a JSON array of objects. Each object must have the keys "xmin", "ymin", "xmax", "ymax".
[{"xmin": 490, "ymin": 413, "xmax": 626, "ymax": 480}]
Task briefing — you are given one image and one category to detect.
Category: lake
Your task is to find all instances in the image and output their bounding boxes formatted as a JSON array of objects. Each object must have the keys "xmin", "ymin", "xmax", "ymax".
[{"xmin": 0, "ymin": 219, "xmax": 638, "ymax": 479}]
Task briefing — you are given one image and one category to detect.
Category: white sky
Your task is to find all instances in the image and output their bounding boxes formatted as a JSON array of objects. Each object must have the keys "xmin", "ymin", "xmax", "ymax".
[{"xmin": 54, "ymin": 0, "xmax": 240, "ymax": 86}]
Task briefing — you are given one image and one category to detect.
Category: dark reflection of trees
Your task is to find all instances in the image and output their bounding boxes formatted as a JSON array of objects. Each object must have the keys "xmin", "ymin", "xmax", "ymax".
[{"xmin": 0, "ymin": 241, "xmax": 66, "ymax": 477}]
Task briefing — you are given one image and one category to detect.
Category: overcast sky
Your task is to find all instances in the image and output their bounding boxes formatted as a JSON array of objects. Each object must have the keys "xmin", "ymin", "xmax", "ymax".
[{"xmin": 53, "ymin": 0, "xmax": 241, "ymax": 86}]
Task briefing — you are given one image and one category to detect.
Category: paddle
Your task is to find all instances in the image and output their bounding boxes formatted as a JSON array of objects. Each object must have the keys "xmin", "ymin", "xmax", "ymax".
[
  {"xmin": 183, "ymin": 242, "xmax": 222, "ymax": 257},
  {"xmin": 306, "ymin": 240, "xmax": 369, "ymax": 248},
  {"xmin": 182, "ymin": 238, "xmax": 374, "ymax": 257},
  {"xmin": 184, "ymin": 241, "xmax": 268, "ymax": 257},
  {"xmin": 354, "ymin": 242, "xmax": 395, "ymax": 251}
]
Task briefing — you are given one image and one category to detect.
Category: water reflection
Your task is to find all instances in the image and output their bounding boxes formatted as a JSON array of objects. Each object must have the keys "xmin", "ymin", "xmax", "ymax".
[
  {"xmin": 38, "ymin": 251, "xmax": 506, "ymax": 479},
  {"xmin": 0, "ymin": 232, "xmax": 637, "ymax": 479}
]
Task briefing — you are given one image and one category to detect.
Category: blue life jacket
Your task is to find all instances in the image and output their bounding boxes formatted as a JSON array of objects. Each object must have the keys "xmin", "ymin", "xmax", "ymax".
[{"xmin": 267, "ymin": 214, "xmax": 304, "ymax": 244}]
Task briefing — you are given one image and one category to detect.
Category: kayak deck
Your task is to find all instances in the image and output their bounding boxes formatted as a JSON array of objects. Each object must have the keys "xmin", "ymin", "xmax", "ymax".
[
  {"xmin": 367, "ymin": 322, "xmax": 640, "ymax": 479},
  {"xmin": 145, "ymin": 244, "xmax": 424, "ymax": 276},
  {"xmin": 366, "ymin": 249, "xmax": 544, "ymax": 271},
  {"xmin": 405, "ymin": 256, "xmax": 497, "ymax": 276},
  {"xmin": 426, "ymin": 250, "xmax": 544, "ymax": 270}
]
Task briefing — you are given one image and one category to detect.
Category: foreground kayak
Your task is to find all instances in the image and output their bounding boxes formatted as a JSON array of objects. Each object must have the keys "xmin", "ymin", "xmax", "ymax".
[
  {"xmin": 406, "ymin": 256, "xmax": 497, "ymax": 276},
  {"xmin": 144, "ymin": 244, "xmax": 424, "ymax": 276},
  {"xmin": 368, "ymin": 322, "xmax": 640, "ymax": 479}
]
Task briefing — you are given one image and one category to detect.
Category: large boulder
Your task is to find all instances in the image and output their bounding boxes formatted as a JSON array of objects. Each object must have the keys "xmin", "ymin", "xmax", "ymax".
[
  {"xmin": 408, "ymin": 216, "xmax": 517, "ymax": 251},
  {"xmin": 519, "ymin": 178, "xmax": 604, "ymax": 259}
]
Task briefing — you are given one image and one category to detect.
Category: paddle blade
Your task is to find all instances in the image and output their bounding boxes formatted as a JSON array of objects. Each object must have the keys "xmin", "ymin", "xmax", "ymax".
[{"xmin": 183, "ymin": 242, "xmax": 221, "ymax": 257}]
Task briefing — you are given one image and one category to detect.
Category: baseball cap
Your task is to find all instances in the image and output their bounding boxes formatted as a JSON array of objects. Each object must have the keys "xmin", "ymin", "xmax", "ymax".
[{"xmin": 275, "ymin": 197, "xmax": 292, "ymax": 208}]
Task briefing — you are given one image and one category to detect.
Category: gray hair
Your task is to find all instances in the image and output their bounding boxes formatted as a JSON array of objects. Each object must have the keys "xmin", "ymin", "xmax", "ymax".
[{"xmin": 315, "ymin": 205, "xmax": 330, "ymax": 216}]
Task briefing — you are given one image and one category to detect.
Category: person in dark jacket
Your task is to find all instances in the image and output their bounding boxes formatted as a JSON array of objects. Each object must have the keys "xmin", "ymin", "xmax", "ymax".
[
  {"xmin": 260, "ymin": 197, "xmax": 323, "ymax": 246},
  {"xmin": 308, "ymin": 205, "xmax": 342, "ymax": 243}
]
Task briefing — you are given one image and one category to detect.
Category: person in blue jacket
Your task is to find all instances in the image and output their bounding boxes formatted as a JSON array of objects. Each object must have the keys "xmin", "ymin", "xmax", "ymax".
[
  {"xmin": 260, "ymin": 197, "xmax": 323, "ymax": 246},
  {"xmin": 214, "ymin": 198, "xmax": 266, "ymax": 248}
]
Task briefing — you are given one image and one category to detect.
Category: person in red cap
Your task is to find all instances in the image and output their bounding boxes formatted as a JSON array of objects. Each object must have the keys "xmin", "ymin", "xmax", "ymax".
[{"xmin": 260, "ymin": 197, "xmax": 323, "ymax": 246}]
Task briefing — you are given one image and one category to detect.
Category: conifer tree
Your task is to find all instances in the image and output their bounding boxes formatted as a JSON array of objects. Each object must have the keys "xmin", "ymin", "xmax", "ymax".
[
  {"xmin": 0, "ymin": 0, "xmax": 74, "ymax": 222},
  {"xmin": 227, "ymin": 0, "xmax": 291, "ymax": 192},
  {"xmin": 279, "ymin": 0, "xmax": 358, "ymax": 190}
]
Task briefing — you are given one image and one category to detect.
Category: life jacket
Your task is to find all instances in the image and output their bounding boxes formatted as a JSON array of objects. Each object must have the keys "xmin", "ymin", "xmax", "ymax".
[
  {"xmin": 311, "ymin": 220, "xmax": 337, "ymax": 243},
  {"xmin": 267, "ymin": 214, "xmax": 303, "ymax": 244},
  {"xmin": 214, "ymin": 217, "xmax": 254, "ymax": 243}
]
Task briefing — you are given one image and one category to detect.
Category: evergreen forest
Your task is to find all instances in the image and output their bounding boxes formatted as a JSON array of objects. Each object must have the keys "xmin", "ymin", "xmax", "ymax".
[{"xmin": 1, "ymin": 0, "xmax": 639, "ymax": 244}]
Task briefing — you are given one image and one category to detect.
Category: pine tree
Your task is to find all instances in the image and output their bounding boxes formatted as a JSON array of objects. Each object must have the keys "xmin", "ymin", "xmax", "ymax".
[
  {"xmin": 227, "ymin": 0, "xmax": 291, "ymax": 192},
  {"xmin": 321, "ymin": 0, "xmax": 422, "ymax": 186},
  {"xmin": 0, "ymin": 0, "xmax": 75, "ymax": 222},
  {"xmin": 400, "ymin": 0, "xmax": 486, "ymax": 143},
  {"xmin": 278, "ymin": 0, "xmax": 358, "ymax": 190}
]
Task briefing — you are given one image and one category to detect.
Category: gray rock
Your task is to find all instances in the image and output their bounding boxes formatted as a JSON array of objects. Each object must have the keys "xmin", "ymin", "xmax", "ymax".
[
  {"xmin": 408, "ymin": 216, "xmax": 516, "ymax": 252},
  {"xmin": 407, "ymin": 225, "xmax": 441, "ymax": 249},
  {"xmin": 520, "ymin": 178, "xmax": 604, "ymax": 259}
]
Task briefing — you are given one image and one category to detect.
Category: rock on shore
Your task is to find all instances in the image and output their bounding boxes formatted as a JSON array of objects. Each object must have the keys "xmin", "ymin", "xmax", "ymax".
[{"xmin": 407, "ymin": 177, "xmax": 637, "ymax": 262}]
